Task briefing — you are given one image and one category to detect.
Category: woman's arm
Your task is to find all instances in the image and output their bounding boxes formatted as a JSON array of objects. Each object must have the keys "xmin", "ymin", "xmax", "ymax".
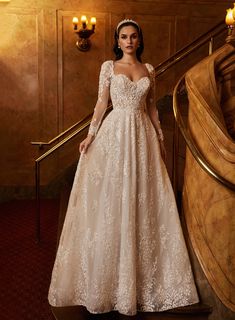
[
  {"xmin": 88, "ymin": 61, "xmax": 112, "ymax": 137},
  {"xmin": 146, "ymin": 64, "xmax": 166, "ymax": 161},
  {"xmin": 79, "ymin": 61, "xmax": 112, "ymax": 153},
  {"xmin": 146, "ymin": 64, "xmax": 164, "ymax": 141}
]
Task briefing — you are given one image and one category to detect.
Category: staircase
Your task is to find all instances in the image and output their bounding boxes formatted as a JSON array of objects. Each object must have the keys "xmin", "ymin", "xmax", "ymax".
[{"xmin": 52, "ymin": 303, "xmax": 212, "ymax": 320}]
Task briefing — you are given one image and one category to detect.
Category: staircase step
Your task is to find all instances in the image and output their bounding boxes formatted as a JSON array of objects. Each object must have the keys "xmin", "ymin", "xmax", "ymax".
[
  {"xmin": 52, "ymin": 303, "xmax": 212, "ymax": 320},
  {"xmin": 168, "ymin": 303, "xmax": 212, "ymax": 314}
]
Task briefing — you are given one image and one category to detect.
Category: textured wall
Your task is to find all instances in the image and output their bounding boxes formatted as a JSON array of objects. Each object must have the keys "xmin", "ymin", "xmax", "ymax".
[{"xmin": 0, "ymin": 0, "xmax": 232, "ymax": 196}]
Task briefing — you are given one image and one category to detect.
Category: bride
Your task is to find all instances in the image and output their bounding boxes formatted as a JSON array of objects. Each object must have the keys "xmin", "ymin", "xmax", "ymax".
[{"xmin": 48, "ymin": 19, "xmax": 199, "ymax": 317}]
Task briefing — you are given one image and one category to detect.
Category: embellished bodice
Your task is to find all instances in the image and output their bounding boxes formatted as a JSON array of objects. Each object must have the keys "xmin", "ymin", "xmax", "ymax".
[
  {"xmin": 88, "ymin": 60, "xmax": 160, "ymax": 137},
  {"xmin": 110, "ymin": 73, "xmax": 151, "ymax": 112}
]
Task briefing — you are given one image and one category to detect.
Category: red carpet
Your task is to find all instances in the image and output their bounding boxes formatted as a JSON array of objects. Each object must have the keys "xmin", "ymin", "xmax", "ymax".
[{"xmin": 0, "ymin": 199, "xmax": 59, "ymax": 320}]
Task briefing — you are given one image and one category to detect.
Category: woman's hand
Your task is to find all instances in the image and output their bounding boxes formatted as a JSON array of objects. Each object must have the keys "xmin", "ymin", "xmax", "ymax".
[
  {"xmin": 159, "ymin": 140, "xmax": 166, "ymax": 163},
  {"xmin": 79, "ymin": 134, "xmax": 94, "ymax": 154}
]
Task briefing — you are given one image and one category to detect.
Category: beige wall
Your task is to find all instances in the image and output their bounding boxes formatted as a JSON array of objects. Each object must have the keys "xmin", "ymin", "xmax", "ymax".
[{"xmin": 0, "ymin": 0, "xmax": 232, "ymax": 198}]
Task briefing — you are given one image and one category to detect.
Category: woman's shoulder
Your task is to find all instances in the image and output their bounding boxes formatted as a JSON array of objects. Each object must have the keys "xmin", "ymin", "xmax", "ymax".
[
  {"xmin": 101, "ymin": 60, "xmax": 113, "ymax": 68},
  {"xmin": 144, "ymin": 62, "xmax": 155, "ymax": 74},
  {"xmin": 99, "ymin": 60, "xmax": 113, "ymax": 75}
]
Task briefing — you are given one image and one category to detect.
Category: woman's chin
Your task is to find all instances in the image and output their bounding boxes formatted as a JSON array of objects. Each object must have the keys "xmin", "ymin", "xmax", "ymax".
[{"xmin": 123, "ymin": 48, "xmax": 137, "ymax": 54}]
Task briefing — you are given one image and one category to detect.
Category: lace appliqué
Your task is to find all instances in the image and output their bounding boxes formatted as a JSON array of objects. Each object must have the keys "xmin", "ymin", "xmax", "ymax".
[
  {"xmin": 88, "ymin": 61, "xmax": 112, "ymax": 136},
  {"xmin": 146, "ymin": 63, "xmax": 164, "ymax": 142}
]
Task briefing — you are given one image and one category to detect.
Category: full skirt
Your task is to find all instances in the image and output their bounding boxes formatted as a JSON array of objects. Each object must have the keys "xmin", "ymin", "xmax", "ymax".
[{"xmin": 48, "ymin": 108, "xmax": 199, "ymax": 315}]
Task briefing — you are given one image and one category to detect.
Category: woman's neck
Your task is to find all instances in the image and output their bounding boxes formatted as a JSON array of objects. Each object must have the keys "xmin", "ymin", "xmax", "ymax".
[{"xmin": 119, "ymin": 54, "xmax": 139, "ymax": 65}]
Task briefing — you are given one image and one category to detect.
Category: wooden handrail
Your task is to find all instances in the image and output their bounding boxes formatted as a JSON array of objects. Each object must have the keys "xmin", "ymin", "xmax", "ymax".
[
  {"xmin": 31, "ymin": 113, "xmax": 91, "ymax": 148},
  {"xmin": 156, "ymin": 20, "xmax": 225, "ymax": 72},
  {"xmin": 156, "ymin": 21, "xmax": 226, "ymax": 76}
]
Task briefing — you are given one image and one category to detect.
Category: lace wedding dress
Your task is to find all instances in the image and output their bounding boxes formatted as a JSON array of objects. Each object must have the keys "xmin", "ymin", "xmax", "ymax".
[{"xmin": 48, "ymin": 60, "xmax": 199, "ymax": 315}]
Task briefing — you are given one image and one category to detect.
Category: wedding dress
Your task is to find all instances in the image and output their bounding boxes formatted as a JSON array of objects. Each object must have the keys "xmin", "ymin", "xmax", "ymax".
[{"xmin": 48, "ymin": 60, "xmax": 199, "ymax": 315}]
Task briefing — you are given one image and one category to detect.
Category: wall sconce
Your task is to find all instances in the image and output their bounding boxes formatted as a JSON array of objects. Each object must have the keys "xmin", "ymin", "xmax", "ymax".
[
  {"xmin": 225, "ymin": 4, "xmax": 235, "ymax": 43},
  {"xmin": 72, "ymin": 15, "xmax": 96, "ymax": 51}
]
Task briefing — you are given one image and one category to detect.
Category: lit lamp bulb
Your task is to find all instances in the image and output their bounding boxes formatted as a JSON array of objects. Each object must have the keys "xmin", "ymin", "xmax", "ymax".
[
  {"xmin": 90, "ymin": 17, "xmax": 96, "ymax": 30},
  {"xmin": 225, "ymin": 7, "xmax": 235, "ymax": 43},
  {"xmin": 72, "ymin": 17, "xmax": 79, "ymax": 30},
  {"xmin": 81, "ymin": 15, "xmax": 87, "ymax": 29},
  {"xmin": 225, "ymin": 9, "xmax": 235, "ymax": 26}
]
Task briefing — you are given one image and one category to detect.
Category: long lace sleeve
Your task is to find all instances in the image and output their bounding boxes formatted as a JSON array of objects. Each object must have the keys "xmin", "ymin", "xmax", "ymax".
[
  {"xmin": 146, "ymin": 64, "xmax": 164, "ymax": 142},
  {"xmin": 88, "ymin": 61, "xmax": 112, "ymax": 137}
]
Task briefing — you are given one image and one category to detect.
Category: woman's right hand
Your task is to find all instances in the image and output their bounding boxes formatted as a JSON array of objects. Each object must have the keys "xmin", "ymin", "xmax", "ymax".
[{"xmin": 79, "ymin": 134, "xmax": 94, "ymax": 154}]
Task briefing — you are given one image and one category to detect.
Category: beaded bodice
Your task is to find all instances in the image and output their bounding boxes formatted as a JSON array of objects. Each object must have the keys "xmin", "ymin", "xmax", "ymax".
[
  {"xmin": 110, "ymin": 73, "xmax": 150, "ymax": 112},
  {"xmin": 88, "ymin": 60, "xmax": 163, "ymax": 141}
]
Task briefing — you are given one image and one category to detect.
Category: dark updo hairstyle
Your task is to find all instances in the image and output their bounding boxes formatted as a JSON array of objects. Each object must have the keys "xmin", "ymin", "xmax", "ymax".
[{"xmin": 113, "ymin": 21, "xmax": 144, "ymax": 62}]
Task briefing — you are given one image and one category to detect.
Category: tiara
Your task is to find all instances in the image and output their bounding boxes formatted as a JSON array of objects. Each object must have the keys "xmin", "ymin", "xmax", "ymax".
[{"xmin": 116, "ymin": 19, "xmax": 139, "ymax": 31}]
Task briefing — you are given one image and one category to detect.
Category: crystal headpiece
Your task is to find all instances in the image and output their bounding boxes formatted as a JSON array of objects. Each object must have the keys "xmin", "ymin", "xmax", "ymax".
[{"xmin": 116, "ymin": 19, "xmax": 139, "ymax": 32}]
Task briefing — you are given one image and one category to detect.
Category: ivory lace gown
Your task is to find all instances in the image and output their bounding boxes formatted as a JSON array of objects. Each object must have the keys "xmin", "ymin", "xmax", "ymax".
[{"xmin": 48, "ymin": 61, "xmax": 199, "ymax": 315}]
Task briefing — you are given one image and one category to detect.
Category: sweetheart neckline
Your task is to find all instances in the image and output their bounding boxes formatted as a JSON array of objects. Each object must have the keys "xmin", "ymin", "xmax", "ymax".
[
  {"xmin": 111, "ymin": 60, "xmax": 150, "ymax": 85},
  {"xmin": 112, "ymin": 73, "xmax": 150, "ymax": 85}
]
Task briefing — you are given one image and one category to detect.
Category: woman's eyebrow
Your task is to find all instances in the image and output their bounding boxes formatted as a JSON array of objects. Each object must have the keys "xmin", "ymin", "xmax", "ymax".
[{"xmin": 120, "ymin": 32, "xmax": 138, "ymax": 36}]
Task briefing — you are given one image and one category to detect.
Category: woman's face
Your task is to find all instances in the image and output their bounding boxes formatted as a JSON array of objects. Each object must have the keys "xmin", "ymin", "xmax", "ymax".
[{"xmin": 118, "ymin": 25, "xmax": 139, "ymax": 55}]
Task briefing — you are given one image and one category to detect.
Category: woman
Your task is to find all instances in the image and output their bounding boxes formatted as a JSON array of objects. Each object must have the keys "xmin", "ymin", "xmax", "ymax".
[{"xmin": 48, "ymin": 19, "xmax": 199, "ymax": 316}]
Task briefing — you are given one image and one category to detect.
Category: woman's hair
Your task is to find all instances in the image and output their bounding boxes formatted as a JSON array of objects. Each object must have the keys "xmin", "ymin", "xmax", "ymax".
[{"xmin": 113, "ymin": 21, "xmax": 144, "ymax": 62}]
